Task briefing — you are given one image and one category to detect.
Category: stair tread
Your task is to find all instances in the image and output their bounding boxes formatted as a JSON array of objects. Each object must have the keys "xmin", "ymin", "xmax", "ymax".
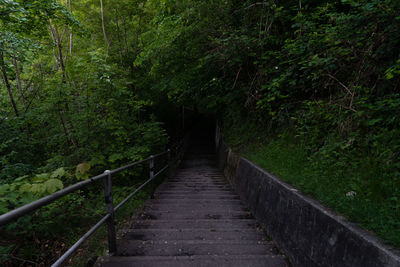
[
  {"xmin": 121, "ymin": 228, "xmax": 266, "ymax": 241},
  {"xmin": 144, "ymin": 205, "xmax": 246, "ymax": 211},
  {"xmin": 116, "ymin": 239, "xmax": 276, "ymax": 256},
  {"xmin": 99, "ymin": 138, "xmax": 286, "ymax": 266},
  {"xmin": 136, "ymin": 211, "xmax": 253, "ymax": 220},
  {"xmin": 101, "ymin": 255, "xmax": 287, "ymax": 267}
]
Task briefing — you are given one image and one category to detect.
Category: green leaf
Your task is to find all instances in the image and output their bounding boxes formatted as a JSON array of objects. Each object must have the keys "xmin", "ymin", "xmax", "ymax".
[
  {"xmin": 30, "ymin": 184, "xmax": 44, "ymax": 195},
  {"xmin": 385, "ymin": 72, "xmax": 394, "ymax": 80},
  {"xmin": 43, "ymin": 179, "xmax": 63, "ymax": 194},
  {"xmin": 0, "ymin": 184, "xmax": 10, "ymax": 195},
  {"xmin": 14, "ymin": 175, "xmax": 29, "ymax": 182},
  {"xmin": 108, "ymin": 153, "xmax": 124, "ymax": 162},
  {"xmin": 89, "ymin": 155, "xmax": 106, "ymax": 167},
  {"xmin": 33, "ymin": 173, "xmax": 50, "ymax": 182},
  {"xmin": 367, "ymin": 118, "xmax": 383, "ymax": 126},
  {"xmin": 0, "ymin": 201, "xmax": 9, "ymax": 214},
  {"xmin": 51, "ymin": 167, "xmax": 66, "ymax": 178},
  {"xmin": 76, "ymin": 162, "xmax": 91, "ymax": 180},
  {"xmin": 19, "ymin": 183, "xmax": 32, "ymax": 193}
]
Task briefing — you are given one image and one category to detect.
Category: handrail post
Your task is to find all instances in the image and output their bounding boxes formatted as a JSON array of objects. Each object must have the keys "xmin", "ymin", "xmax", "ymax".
[
  {"xmin": 167, "ymin": 149, "xmax": 171, "ymax": 177},
  {"xmin": 149, "ymin": 156, "xmax": 155, "ymax": 199},
  {"xmin": 103, "ymin": 170, "xmax": 117, "ymax": 255}
]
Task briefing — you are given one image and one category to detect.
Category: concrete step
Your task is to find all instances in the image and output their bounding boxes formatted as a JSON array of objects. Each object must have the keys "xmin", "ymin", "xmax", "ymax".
[
  {"xmin": 98, "ymin": 139, "xmax": 287, "ymax": 267},
  {"xmin": 158, "ymin": 184, "xmax": 230, "ymax": 189},
  {"xmin": 157, "ymin": 188, "xmax": 233, "ymax": 193},
  {"xmin": 137, "ymin": 210, "xmax": 253, "ymax": 220},
  {"xmin": 166, "ymin": 179, "xmax": 225, "ymax": 182},
  {"xmin": 100, "ymin": 255, "xmax": 287, "ymax": 267},
  {"xmin": 165, "ymin": 182, "xmax": 226, "ymax": 185},
  {"xmin": 172, "ymin": 176, "xmax": 223, "ymax": 179},
  {"xmin": 156, "ymin": 193, "xmax": 237, "ymax": 198},
  {"xmin": 147, "ymin": 199, "xmax": 244, "ymax": 205},
  {"xmin": 172, "ymin": 173, "xmax": 222, "ymax": 177},
  {"xmin": 122, "ymin": 228, "xmax": 266, "ymax": 241},
  {"xmin": 156, "ymin": 189, "xmax": 233, "ymax": 193},
  {"xmin": 173, "ymin": 175, "xmax": 223, "ymax": 177},
  {"xmin": 160, "ymin": 184, "xmax": 230, "ymax": 188},
  {"xmin": 174, "ymin": 176, "xmax": 223, "ymax": 178},
  {"xmin": 155, "ymin": 194, "xmax": 240, "ymax": 200},
  {"xmin": 116, "ymin": 240, "xmax": 275, "ymax": 256},
  {"xmin": 144, "ymin": 203, "xmax": 247, "ymax": 212},
  {"xmin": 163, "ymin": 184, "xmax": 227, "ymax": 188},
  {"xmin": 130, "ymin": 219, "xmax": 259, "ymax": 230}
]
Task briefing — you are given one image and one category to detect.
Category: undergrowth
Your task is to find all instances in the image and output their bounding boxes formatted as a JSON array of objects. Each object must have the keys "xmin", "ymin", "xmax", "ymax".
[
  {"xmin": 66, "ymin": 188, "xmax": 148, "ymax": 267},
  {"xmin": 222, "ymin": 120, "xmax": 400, "ymax": 248},
  {"xmin": 0, "ymin": 167, "xmax": 163, "ymax": 266}
]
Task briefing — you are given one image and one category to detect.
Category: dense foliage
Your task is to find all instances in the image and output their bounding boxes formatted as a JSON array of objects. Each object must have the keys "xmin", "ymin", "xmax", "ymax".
[
  {"xmin": 0, "ymin": 0, "xmax": 169, "ymax": 264},
  {"xmin": 132, "ymin": 0, "xmax": 400, "ymax": 247},
  {"xmin": 1, "ymin": 0, "xmax": 399, "ymax": 264}
]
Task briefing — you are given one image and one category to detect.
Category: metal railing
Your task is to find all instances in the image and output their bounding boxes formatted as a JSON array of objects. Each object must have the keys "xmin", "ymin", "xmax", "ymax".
[{"xmin": 0, "ymin": 140, "xmax": 186, "ymax": 266}]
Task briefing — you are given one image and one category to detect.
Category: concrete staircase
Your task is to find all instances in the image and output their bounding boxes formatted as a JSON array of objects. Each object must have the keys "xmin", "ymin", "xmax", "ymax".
[{"xmin": 100, "ymin": 122, "xmax": 287, "ymax": 267}]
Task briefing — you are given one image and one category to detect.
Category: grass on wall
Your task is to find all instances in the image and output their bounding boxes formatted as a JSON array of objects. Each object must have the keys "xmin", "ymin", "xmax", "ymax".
[{"xmin": 222, "ymin": 122, "xmax": 400, "ymax": 248}]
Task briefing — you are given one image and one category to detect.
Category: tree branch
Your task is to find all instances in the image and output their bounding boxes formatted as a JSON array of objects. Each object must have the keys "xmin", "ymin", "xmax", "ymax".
[
  {"xmin": 232, "ymin": 67, "xmax": 242, "ymax": 90},
  {"xmin": 327, "ymin": 73, "xmax": 356, "ymax": 112},
  {"xmin": 235, "ymin": 2, "xmax": 268, "ymax": 13}
]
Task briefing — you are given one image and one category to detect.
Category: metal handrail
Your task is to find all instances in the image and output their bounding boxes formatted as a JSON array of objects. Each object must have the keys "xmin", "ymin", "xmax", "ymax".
[
  {"xmin": 0, "ymin": 172, "xmax": 107, "ymax": 226},
  {"xmin": 0, "ymin": 140, "xmax": 186, "ymax": 267}
]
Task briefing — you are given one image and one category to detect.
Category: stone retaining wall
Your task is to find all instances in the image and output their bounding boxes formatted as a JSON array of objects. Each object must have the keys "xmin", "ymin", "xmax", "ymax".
[{"xmin": 216, "ymin": 135, "xmax": 400, "ymax": 267}]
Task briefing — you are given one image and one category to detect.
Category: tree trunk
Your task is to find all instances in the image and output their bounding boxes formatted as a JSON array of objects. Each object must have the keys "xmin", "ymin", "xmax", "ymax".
[
  {"xmin": 115, "ymin": 8, "xmax": 123, "ymax": 64},
  {"xmin": 55, "ymin": 25, "xmax": 66, "ymax": 74},
  {"xmin": 49, "ymin": 20, "xmax": 79, "ymax": 150},
  {"xmin": 49, "ymin": 21, "xmax": 66, "ymax": 79},
  {"xmin": 68, "ymin": 0, "xmax": 73, "ymax": 55},
  {"xmin": 58, "ymin": 106, "xmax": 78, "ymax": 150},
  {"xmin": 12, "ymin": 57, "xmax": 26, "ymax": 109},
  {"xmin": 122, "ymin": 15, "xmax": 130, "ymax": 57},
  {"xmin": 0, "ymin": 50, "xmax": 19, "ymax": 117},
  {"xmin": 100, "ymin": 0, "xmax": 110, "ymax": 50},
  {"xmin": 69, "ymin": 32, "xmax": 73, "ymax": 56}
]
